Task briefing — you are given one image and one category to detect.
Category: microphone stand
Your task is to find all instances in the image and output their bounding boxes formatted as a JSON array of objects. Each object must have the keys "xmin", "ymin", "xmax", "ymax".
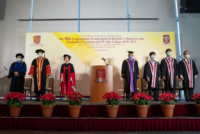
[
  {"xmin": 102, "ymin": 59, "xmax": 108, "ymax": 66},
  {"xmin": 0, "ymin": 67, "xmax": 8, "ymax": 73}
]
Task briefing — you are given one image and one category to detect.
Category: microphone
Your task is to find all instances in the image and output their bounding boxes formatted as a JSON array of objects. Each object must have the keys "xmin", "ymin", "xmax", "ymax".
[
  {"xmin": 102, "ymin": 58, "xmax": 108, "ymax": 66},
  {"xmin": 4, "ymin": 66, "xmax": 8, "ymax": 70}
]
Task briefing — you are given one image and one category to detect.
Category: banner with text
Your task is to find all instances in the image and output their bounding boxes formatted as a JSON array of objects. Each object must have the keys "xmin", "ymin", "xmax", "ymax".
[{"xmin": 26, "ymin": 32, "xmax": 176, "ymax": 95}]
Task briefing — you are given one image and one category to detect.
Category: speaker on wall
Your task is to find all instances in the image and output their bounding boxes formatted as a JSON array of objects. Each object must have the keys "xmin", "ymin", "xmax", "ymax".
[
  {"xmin": 0, "ymin": 0, "xmax": 6, "ymax": 20},
  {"xmin": 180, "ymin": 0, "xmax": 200, "ymax": 13}
]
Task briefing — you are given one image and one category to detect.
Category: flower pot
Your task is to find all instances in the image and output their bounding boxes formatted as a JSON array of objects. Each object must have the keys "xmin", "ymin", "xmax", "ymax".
[
  {"xmin": 136, "ymin": 105, "xmax": 149, "ymax": 118},
  {"xmin": 9, "ymin": 106, "xmax": 21, "ymax": 117},
  {"xmin": 41, "ymin": 105, "xmax": 54, "ymax": 117},
  {"xmin": 196, "ymin": 104, "xmax": 200, "ymax": 116},
  {"xmin": 106, "ymin": 105, "xmax": 119, "ymax": 118},
  {"xmin": 68, "ymin": 105, "xmax": 81, "ymax": 118},
  {"xmin": 161, "ymin": 105, "xmax": 175, "ymax": 117}
]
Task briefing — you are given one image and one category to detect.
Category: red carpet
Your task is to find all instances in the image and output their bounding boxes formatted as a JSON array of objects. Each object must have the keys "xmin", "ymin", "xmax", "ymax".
[{"xmin": 0, "ymin": 104, "xmax": 198, "ymax": 117}]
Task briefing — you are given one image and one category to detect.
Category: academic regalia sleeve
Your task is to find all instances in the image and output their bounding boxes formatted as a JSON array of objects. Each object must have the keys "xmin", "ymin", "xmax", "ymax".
[
  {"xmin": 29, "ymin": 59, "xmax": 35, "ymax": 77},
  {"xmin": 193, "ymin": 60, "xmax": 199, "ymax": 76},
  {"xmin": 7, "ymin": 63, "xmax": 15, "ymax": 78},
  {"xmin": 174, "ymin": 59, "xmax": 178, "ymax": 76},
  {"xmin": 121, "ymin": 60, "xmax": 126, "ymax": 78},
  {"xmin": 45, "ymin": 59, "xmax": 51, "ymax": 76},
  {"xmin": 60, "ymin": 64, "xmax": 64, "ymax": 86},
  {"xmin": 135, "ymin": 60, "xmax": 139, "ymax": 77},
  {"xmin": 70, "ymin": 64, "xmax": 76, "ymax": 87},
  {"xmin": 143, "ymin": 62, "xmax": 148, "ymax": 80},
  {"xmin": 18, "ymin": 62, "xmax": 27, "ymax": 77},
  {"xmin": 161, "ymin": 59, "xmax": 166, "ymax": 77},
  {"xmin": 157, "ymin": 62, "xmax": 161, "ymax": 78},
  {"xmin": 178, "ymin": 61, "xmax": 183, "ymax": 77}
]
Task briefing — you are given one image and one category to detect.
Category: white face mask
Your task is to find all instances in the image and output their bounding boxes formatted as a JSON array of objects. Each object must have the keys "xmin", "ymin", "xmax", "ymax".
[
  {"xmin": 185, "ymin": 54, "xmax": 190, "ymax": 59},
  {"xmin": 38, "ymin": 53, "xmax": 43, "ymax": 57}
]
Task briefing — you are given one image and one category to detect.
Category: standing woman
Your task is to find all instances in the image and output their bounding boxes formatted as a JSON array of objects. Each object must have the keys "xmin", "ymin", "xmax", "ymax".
[{"xmin": 60, "ymin": 55, "xmax": 76, "ymax": 100}]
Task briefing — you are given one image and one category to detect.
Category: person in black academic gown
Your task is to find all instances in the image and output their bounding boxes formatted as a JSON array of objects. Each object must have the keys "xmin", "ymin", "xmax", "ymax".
[
  {"xmin": 28, "ymin": 49, "xmax": 51, "ymax": 101},
  {"xmin": 143, "ymin": 52, "xmax": 161, "ymax": 101},
  {"xmin": 121, "ymin": 51, "xmax": 139, "ymax": 101},
  {"xmin": 60, "ymin": 55, "xmax": 76, "ymax": 101},
  {"xmin": 161, "ymin": 49, "xmax": 178, "ymax": 94},
  {"xmin": 7, "ymin": 53, "xmax": 27, "ymax": 93},
  {"xmin": 178, "ymin": 51, "xmax": 198, "ymax": 101}
]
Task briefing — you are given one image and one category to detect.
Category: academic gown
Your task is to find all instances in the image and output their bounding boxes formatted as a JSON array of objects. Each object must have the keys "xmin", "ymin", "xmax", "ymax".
[
  {"xmin": 28, "ymin": 57, "xmax": 51, "ymax": 94},
  {"xmin": 143, "ymin": 61, "xmax": 161, "ymax": 89},
  {"xmin": 178, "ymin": 59, "xmax": 198, "ymax": 89},
  {"xmin": 121, "ymin": 59, "xmax": 139, "ymax": 94},
  {"xmin": 60, "ymin": 63, "xmax": 76, "ymax": 95},
  {"xmin": 161, "ymin": 57, "xmax": 178, "ymax": 90},
  {"xmin": 7, "ymin": 61, "xmax": 27, "ymax": 93}
]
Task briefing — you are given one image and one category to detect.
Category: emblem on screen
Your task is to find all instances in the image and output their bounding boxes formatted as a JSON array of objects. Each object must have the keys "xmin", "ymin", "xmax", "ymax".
[
  {"xmin": 96, "ymin": 69, "xmax": 107, "ymax": 83},
  {"xmin": 163, "ymin": 35, "xmax": 171, "ymax": 45},
  {"xmin": 30, "ymin": 35, "xmax": 43, "ymax": 46}
]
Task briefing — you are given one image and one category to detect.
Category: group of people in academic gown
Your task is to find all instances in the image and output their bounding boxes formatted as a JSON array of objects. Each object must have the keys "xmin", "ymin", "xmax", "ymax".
[
  {"xmin": 7, "ymin": 49, "xmax": 76, "ymax": 101},
  {"xmin": 121, "ymin": 49, "xmax": 198, "ymax": 102}
]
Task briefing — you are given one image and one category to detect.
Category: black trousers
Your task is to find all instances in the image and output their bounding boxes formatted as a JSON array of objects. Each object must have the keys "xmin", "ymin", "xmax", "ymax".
[
  {"xmin": 149, "ymin": 88, "xmax": 159, "ymax": 101},
  {"xmin": 36, "ymin": 91, "xmax": 44, "ymax": 101},
  {"xmin": 184, "ymin": 88, "xmax": 194, "ymax": 100},
  {"xmin": 126, "ymin": 92, "xmax": 134, "ymax": 100}
]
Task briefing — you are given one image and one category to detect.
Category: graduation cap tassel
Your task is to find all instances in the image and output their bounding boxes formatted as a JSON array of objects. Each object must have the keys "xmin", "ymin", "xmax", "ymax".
[{"xmin": 44, "ymin": 54, "xmax": 46, "ymax": 58}]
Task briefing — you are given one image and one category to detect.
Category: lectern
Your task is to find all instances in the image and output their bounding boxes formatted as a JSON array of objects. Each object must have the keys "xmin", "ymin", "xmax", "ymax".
[{"xmin": 90, "ymin": 65, "xmax": 113, "ymax": 102}]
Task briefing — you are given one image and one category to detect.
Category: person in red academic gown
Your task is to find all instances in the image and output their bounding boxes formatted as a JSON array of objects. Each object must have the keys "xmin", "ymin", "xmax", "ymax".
[
  {"xmin": 143, "ymin": 52, "xmax": 161, "ymax": 101},
  {"xmin": 178, "ymin": 51, "xmax": 198, "ymax": 101},
  {"xmin": 60, "ymin": 54, "xmax": 76, "ymax": 100},
  {"xmin": 28, "ymin": 49, "xmax": 51, "ymax": 101},
  {"xmin": 160, "ymin": 49, "xmax": 178, "ymax": 94}
]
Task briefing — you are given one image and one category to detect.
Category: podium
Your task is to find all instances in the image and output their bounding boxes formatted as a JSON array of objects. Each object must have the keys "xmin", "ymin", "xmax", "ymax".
[{"xmin": 90, "ymin": 65, "xmax": 113, "ymax": 102}]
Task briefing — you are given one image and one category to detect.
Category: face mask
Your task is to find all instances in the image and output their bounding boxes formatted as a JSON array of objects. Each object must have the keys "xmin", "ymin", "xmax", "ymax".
[
  {"xmin": 129, "ymin": 56, "xmax": 133, "ymax": 59},
  {"xmin": 17, "ymin": 58, "xmax": 22, "ymax": 62},
  {"xmin": 185, "ymin": 54, "xmax": 190, "ymax": 59},
  {"xmin": 65, "ymin": 58, "xmax": 69, "ymax": 62},
  {"xmin": 151, "ymin": 55, "xmax": 156, "ymax": 59},
  {"xmin": 38, "ymin": 53, "xmax": 43, "ymax": 57},
  {"xmin": 167, "ymin": 52, "xmax": 172, "ymax": 56}
]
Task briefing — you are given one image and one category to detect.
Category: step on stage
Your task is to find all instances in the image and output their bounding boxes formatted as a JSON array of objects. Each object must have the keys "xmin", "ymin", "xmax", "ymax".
[{"xmin": 0, "ymin": 100, "xmax": 200, "ymax": 131}]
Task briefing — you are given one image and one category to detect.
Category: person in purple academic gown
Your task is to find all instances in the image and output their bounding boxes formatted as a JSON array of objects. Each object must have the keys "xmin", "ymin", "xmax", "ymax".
[
  {"xmin": 121, "ymin": 51, "xmax": 139, "ymax": 101},
  {"xmin": 143, "ymin": 52, "xmax": 161, "ymax": 101},
  {"xmin": 178, "ymin": 50, "xmax": 198, "ymax": 101}
]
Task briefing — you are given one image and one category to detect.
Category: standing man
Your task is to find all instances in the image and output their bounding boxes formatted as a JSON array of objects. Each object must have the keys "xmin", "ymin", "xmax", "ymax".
[
  {"xmin": 7, "ymin": 53, "xmax": 27, "ymax": 93},
  {"xmin": 143, "ymin": 52, "xmax": 161, "ymax": 101},
  {"xmin": 161, "ymin": 49, "xmax": 178, "ymax": 94},
  {"xmin": 178, "ymin": 51, "xmax": 198, "ymax": 101},
  {"xmin": 121, "ymin": 51, "xmax": 139, "ymax": 101},
  {"xmin": 28, "ymin": 49, "xmax": 51, "ymax": 101}
]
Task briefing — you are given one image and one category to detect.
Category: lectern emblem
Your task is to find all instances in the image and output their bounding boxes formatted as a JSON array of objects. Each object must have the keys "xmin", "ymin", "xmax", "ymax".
[
  {"xmin": 163, "ymin": 35, "xmax": 171, "ymax": 45},
  {"xmin": 96, "ymin": 69, "xmax": 107, "ymax": 83}
]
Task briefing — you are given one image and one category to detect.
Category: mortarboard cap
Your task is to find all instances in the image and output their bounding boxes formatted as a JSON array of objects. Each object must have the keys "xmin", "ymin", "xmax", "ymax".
[
  {"xmin": 63, "ymin": 54, "xmax": 71, "ymax": 59},
  {"xmin": 16, "ymin": 53, "xmax": 24, "ymax": 59},
  {"xmin": 35, "ymin": 49, "xmax": 45, "ymax": 53},
  {"xmin": 127, "ymin": 51, "xmax": 134, "ymax": 54}
]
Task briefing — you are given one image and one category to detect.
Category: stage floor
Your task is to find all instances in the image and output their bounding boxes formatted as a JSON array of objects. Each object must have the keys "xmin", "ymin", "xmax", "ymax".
[{"xmin": 0, "ymin": 99, "xmax": 195, "ymax": 105}]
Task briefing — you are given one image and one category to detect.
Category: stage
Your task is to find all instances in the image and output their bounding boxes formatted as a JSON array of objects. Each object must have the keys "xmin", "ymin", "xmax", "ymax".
[{"xmin": 0, "ymin": 100, "xmax": 200, "ymax": 131}]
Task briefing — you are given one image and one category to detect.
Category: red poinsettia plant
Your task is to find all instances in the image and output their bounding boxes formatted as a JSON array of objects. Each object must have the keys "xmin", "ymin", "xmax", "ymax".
[
  {"xmin": 159, "ymin": 93, "xmax": 177, "ymax": 105},
  {"xmin": 40, "ymin": 93, "xmax": 56, "ymax": 106},
  {"xmin": 68, "ymin": 92, "xmax": 84, "ymax": 106},
  {"xmin": 103, "ymin": 92, "xmax": 122, "ymax": 107},
  {"xmin": 191, "ymin": 93, "xmax": 200, "ymax": 104},
  {"xmin": 3, "ymin": 92, "xmax": 26, "ymax": 107},
  {"xmin": 131, "ymin": 93, "xmax": 153, "ymax": 106}
]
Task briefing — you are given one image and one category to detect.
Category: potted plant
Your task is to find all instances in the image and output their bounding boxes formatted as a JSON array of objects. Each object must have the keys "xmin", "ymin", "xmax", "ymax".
[
  {"xmin": 103, "ymin": 91, "xmax": 122, "ymax": 118},
  {"xmin": 191, "ymin": 93, "xmax": 200, "ymax": 116},
  {"xmin": 68, "ymin": 92, "xmax": 83, "ymax": 118},
  {"xmin": 159, "ymin": 93, "xmax": 177, "ymax": 117},
  {"xmin": 40, "ymin": 93, "xmax": 56, "ymax": 117},
  {"xmin": 131, "ymin": 93, "xmax": 153, "ymax": 118},
  {"xmin": 3, "ymin": 92, "xmax": 26, "ymax": 117}
]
